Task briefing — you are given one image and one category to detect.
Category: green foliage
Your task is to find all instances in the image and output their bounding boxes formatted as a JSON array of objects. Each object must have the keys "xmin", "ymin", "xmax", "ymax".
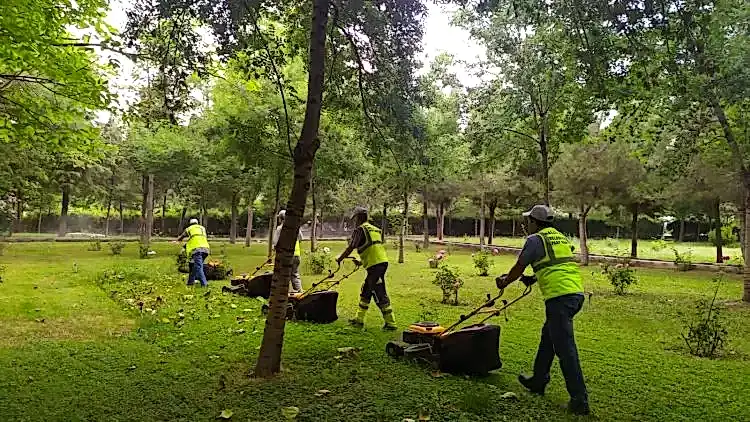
[
  {"xmin": 109, "ymin": 242, "xmax": 125, "ymax": 256},
  {"xmin": 709, "ymin": 226, "xmax": 739, "ymax": 249},
  {"xmin": 139, "ymin": 244, "xmax": 151, "ymax": 260},
  {"xmin": 432, "ymin": 265, "xmax": 463, "ymax": 305},
  {"xmin": 0, "ymin": 242, "xmax": 6, "ymax": 256},
  {"xmin": 87, "ymin": 240, "xmax": 102, "ymax": 252},
  {"xmin": 472, "ymin": 250, "xmax": 493, "ymax": 276},
  {"xmin": 651, "ymin": 239, "xmax": 669, "ymax": 252},
  {"xmin": 307, "ymin": 249, "xmax": 333, "ymax": 275},
  {"xmin": 0, "ymin": 264, "xmax": 5, "ymax": 283},
  {"xmin": 601, "ymin": 260, "xmax": 638, "ymax": 295},
  {"xmin": 176, "ymin": 248, "xmax": 189, "ymax": 273},
  {"xmin": 673, "ymin": 248, "xmax": 695, "ymax": 272},
  {"xmin": 680, "ymin": 277, "xmax": 729, "ymax": 358}
]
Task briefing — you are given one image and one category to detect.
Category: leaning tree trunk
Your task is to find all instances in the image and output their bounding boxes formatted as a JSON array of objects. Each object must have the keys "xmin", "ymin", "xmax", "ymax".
[
  {"xmin": 422, "ymin": 198, "xmax": 429, "ymax": 249},
  {"xmin": 437, "ymin": 202, "xmax": 445, "ymax": 241},
  {"xmin": 267, "ymin": 176, "xmax": 282, "ymax": 257},
  {"xmin": 399, "ymin": 190, "xmax": 408, "ymax": 264},
  {"xmin": 141, "ymin": 174, "xmax": 154, "ymax": 251},
  {"xmin": 579, "ymin": 206, "xmax": 590, "ymax": 266},
  {"xmin": 229, "ymin": 191, "xmax": 238, "ymax": 244},
  {"xmin": 254, "ymin": 0, "xmax": 328, "ymax": 378},
  {"xmin": 539, "ymin": 119, "xmax": 550, "ymax": 206},
  {"xmin": 630, "ymin": 203, "xmax": 639, "ymax": 258},
  {"xmin": 58, "ymin": 186, "xmax": 70, "ymax": 238},
  {"xmin": 479, "ymin": 191, "xmax": 486, "ymax": 248},
  {"xmin": 245, "ymin": 196, "xmax": 255, "ymax": 247}
]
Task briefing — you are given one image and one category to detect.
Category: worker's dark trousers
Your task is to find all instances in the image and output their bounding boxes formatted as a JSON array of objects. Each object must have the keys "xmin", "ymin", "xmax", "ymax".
[
  {"xmin": 354, "ymin": 262, "xmax": 395, "ymax": 326},
  {"xmin": 532, "ymin": 293, "xmax": 588, "ymax": 404},
  {"xmin": 187, "ymin": 251, "xmax": 209, "ymax": 287}
]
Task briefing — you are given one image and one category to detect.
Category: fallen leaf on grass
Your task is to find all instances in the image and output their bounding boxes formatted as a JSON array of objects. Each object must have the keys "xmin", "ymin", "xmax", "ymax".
[
  {"xmin": 234, "ymin": 329, "xmax": 245, "ymax": 335},
  {"xmin": 418, "ymin": 409, "xmax": 431, "ymax": 421},
  {"xmin": 281, "ymin": 406, "xmax": 299, "ymax": 420},
  {"xmin": 34, "ymin": 318, "xmax": 45, "ymax": 323},
  {"xmin": 161, "ymin": 318, "xmax": 171, "ymax": 323},
  {"xmin": 127, "ymin": 365, "xmax": 137, "ymax": 370},
  {"xmin": 314, "ymin": 389, "xmax": 331, "ymax": 397},
  {"xmin": 218, "ymin": 409, "xmax": 233, "ymax": 419},
  {"xmin": 209, "ymin": 355, "xmax": 220, "ymax": 359},
  {"xmin": 230, "ymin": 304, "xmax": 237, "ymax": 309},
  {"xmin": 403, "ymin": 419, "xmax": 416, "ymax": 422},
  {"xmin": 430, "ymin": 371, "xmax": 446, "ymax": 378},
  {"xmin": 500, "ymin": 392, "xmax": 518, "ymax": 401},
  {"xmin": 242, "ymin": 308, "xmax": 253, "ymax": 312}
]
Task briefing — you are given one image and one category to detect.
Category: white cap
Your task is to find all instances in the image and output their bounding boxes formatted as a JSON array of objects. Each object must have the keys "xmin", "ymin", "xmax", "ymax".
[
  {"xmin": 522, "ymin": 205, "xmax": 554, "ymax": 223},
  {"xmin": 189, "ymin": 218, "xmax": 199, "ymax": 225},
  {"xmin": 277, "ymin": 210, "xmax": 286, "ymax": 219}
]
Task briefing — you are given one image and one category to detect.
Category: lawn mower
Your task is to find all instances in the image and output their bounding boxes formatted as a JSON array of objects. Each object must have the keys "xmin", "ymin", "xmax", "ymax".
[
  {"xmin": 260, "ymin": 257, "xmax": 362, "ymax": 323},
  {"xmin": 222, "ymin": 257, "xmax": 274, "ymax": 297},
  {"xmin": 385, "ymin": 274, "xmax": 537, "ymax": 375}
]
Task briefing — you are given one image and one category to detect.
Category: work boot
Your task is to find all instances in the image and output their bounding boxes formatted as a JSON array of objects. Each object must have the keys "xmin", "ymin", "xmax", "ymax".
[
  {"xmin": 518, "ymin": 374, "xmax": 547, "ymax": 395},
  {"xmin": 348, "ymin": 319, "xmax": 364, "ymax": 328},
  {"xmin": 382, "ymin": 323, "xmax": 397, "ymax": 331},
  {"xmin": 567, "ymin": 398, "xmax": 591, "ymax": 416}
]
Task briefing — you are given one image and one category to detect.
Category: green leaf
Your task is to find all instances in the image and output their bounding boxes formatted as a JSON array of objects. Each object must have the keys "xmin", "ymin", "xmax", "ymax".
[
  {"xmin": 280, "ymin": 406, "xmax": 299, "ymax": 420},
  {"xmin": 218, "ymin": 409, "xmax": 233, "ymax": 419}
]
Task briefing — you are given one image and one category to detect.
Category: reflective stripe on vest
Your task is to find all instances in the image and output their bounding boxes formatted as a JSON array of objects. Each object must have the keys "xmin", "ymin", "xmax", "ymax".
[
  {"xmin": 357, "ymin": 222, "xmax": 388, "ymax": 269},
  {"xmin": 186, "ymin": 224, "xmax": 210, "ymax": 256},
  {"xmin": 530, "ymin": 227, "xmax": 583, "ymax": 300},
  {"xmin": 294, "ymin": 239, "xmax": 301, "ymax": 257}
]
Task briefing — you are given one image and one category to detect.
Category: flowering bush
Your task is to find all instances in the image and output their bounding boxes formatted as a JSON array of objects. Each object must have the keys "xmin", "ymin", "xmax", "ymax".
[
  {"xmin": 432, "ymin": 265, "xmax": 463, "ymax": 305},
  {"xmin": 601, "ymin": 259, "xmax": 637, "ymax": 295}
]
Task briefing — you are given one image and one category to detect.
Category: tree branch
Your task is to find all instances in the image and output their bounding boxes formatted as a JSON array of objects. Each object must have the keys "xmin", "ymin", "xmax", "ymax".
[{"xmin": 500, "ymin": 127, "xmax": 538, "ymax": 144}]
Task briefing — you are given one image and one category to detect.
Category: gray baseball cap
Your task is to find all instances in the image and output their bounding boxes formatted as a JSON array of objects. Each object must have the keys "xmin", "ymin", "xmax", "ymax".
[{"xmin": 522, "ymin": 205, "xmax": 554, "ymax": 222}]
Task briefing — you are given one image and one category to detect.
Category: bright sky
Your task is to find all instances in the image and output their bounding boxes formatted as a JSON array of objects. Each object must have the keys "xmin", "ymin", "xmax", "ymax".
[{"xmin": 94, "ymin": 1, "xmax": 484, "ymax": 121}]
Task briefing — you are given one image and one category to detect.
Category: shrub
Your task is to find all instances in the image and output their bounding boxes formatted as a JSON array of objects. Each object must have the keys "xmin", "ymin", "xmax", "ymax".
[
  {"xmin": 414, "ymin": 241, "xmax": 423, "ymax": 252},
  {"xmin": 651, "ymin": 239, "xmax": 668, "ymax": 252},
  {"xmin": 0, "ymin": 241, "xmax": 8, "ymax": 256},
  {"xmin": 432, "ymin": 265, "xmax": 463, "ymax": 305},
  {"xmin": 680, "ymin": 276, "xmax": 728, "ymax": 358},
  {"xmin": 307, "ymin": 249, "xmax": 333, "ymax": 275},
  {"xmin": 601, "ymin": 259, "xmax": 638, "ymax": 295},
  {"xmin": 87, "ymin": 239, "xmax": 102, "ymax": 251},
  {"xmin": 472, "ymin": 249, "xmax": 493, "ymax": 276},
  {"xmin": 109, "ymin": 242, "xmax": 125, "ymax": 255},
  {"xmin": 139, "ymin": 244, "xmax": 151, "ymax": 259},
  {"xmin": 673, "ymin": 248, "xmax": 694, "ymax": 271},
  {"xmin": 0, "ymin": 264, "xmax": 5, "ymax": 283},
  {"xmin": 708, "ymin": 225, "xmax": 739, "ymax": 249},
  {"xmin": 418, "ymin": 301, "xmax": 438, "ymax": 322}
]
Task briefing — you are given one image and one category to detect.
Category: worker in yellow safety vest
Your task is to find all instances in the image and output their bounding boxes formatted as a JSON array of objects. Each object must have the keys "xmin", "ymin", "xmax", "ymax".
[
  {"xmin": 496, "ymin": 205, "xmax": 590, "ymax": 416},
  {"xmin": 336, "ymin": 207, "xmax": 396, "ymax": 330},
  {"xmin": 273, "ymin": 210, "xmax": 303, "ymax": 293},
  {"xmin": 177, "ymin": 218, "xmax": 211, "ymax": 287}
]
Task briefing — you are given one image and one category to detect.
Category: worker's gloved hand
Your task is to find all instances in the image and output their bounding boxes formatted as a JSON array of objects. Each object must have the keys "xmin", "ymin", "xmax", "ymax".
[
  {"xmin": 351, "ymin": 258, "xmax": 362, "ymax": 267},
  {"xmin": 520, "ymin": 274, "xmax": 538, "ymax": 287},
  {"xmin": 495, "ymin": 274, "xmax": 508, "ymax": 290}
]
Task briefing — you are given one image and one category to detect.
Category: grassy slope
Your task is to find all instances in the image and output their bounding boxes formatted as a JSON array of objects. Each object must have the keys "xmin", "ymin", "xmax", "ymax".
[{"xmin": 0, "ymin": 242, "xmax": 748, "ymax": 421}]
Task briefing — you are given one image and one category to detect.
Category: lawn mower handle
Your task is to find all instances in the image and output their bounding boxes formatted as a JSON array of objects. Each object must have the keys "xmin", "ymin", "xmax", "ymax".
[
  {"xmin": 299, "ymin": 257, "xmax": 362, "ymax": 298},
  {"xmin": 251, "ymin": 256, "xmax": 274, "ymax": 276}
]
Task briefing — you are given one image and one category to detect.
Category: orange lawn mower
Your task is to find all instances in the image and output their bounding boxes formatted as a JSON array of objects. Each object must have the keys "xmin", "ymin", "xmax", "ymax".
[
  {"xmin": 259, "ymin": 257, "xmax": 362, "ymax": 323},
  {"xmin": 385, "ymin": 274, "xmax": 536, "ymax": 375}
]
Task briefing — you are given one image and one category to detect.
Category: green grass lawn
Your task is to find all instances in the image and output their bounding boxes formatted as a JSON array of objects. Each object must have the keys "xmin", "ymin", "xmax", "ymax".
[
  {"xmin": 438, "ymin": 236, "xmax": 744, "ymax": 265},
  {"xmin": 1, "ymin": 242, "xmax": 749, "ymax": 421}
]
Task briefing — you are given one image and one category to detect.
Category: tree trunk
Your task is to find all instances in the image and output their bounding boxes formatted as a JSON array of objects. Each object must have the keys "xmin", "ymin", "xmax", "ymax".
[
  {"xmin": 743, "ymin": 191, "xmax": 750, "ymax": 302},
  {"xmin": 229, "ymin": 192, "xmax": 239, "ymax": 244},
  {"xmin": 254, "ymin": 0, "xmax": 328, "ymax": 378},
  {"xmin": 512, "ymin": 218, "xmax": 516, "ymax": 237},
  {"xmin": 245, "ymin": 197, "xmax": 254, "ymax": 247},
  {"xmin": 311, "ymin": 177, "xmax": 318, "ymax": 252},
  {"xmin": 437, "ymin": 202, "xmax": 445, "ymax": 241},
  {"xmin": 140, "ymin": 175, "xmax": 147, "ymax": 236},
  {"xmin": 539, "ymin": 118, "xmax": 550, "ymax": 206},
  {"xmin": 141, "ymin": 174, "xmax": 154, "ymax": 249},
  {"xmin": 105, "ymin": 197, "xmax": 112, "ymax": 237},
  {"xmin": 37, "ymin": 208, "xmax": 43, "ymax": 234},
  {"xmin": 13, "ymin": 195, "xmax": 23, "ymax": 235},
  {"xmin": 678, "ymin": 219, "xmax": 686, "ymax": 242},
  {"xmin": 422, "ymin": 198, "xmax": 429, "ymax": 249},
  {"xmin": 488, "ymin": 203, "xmax": 496, "ymax": 246},
  {"xmin": 119, "ymin": 201, "xmax": 124, "ymax": 234},
  {"xmin": 399, "ymin": 190, "xmax": 408, "ymax": 264},
  {"xmin": 579, "ymin": 206, "xmax": 590, "ymax": 266},
  {"xmin": 381, "ymin": 203, "xmax": 387, "ymax": 241},
  {"xmin": 161, "ymin": 194, "xmax": 167, "ymax": 236},
  {"xmin": 339, "ymin": 214, "xmax": 346, "ymax": 233},
  {"xmin": 58, "ymin": 186, "xmax": 70, "ymax": 238},
  {"xmin": 177, "ymin": 206, "xmax": 187, "ymax": 234},
  {"xmin": 713, "ymin": 199, "xmax": 723, "ymax": 264},
  {"xmin": 739, "ymin": 207, "xmax": 746, "ymax": 263},
  {"xmin": 630, "ymin": 203, "xmax": 638, "ymax": 258},
  {"xmin": 479, "ymin": 191, "xmax": 486, "ymax": 248}
]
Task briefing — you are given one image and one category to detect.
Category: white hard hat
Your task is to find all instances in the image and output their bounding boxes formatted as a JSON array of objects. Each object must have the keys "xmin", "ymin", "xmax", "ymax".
[
  {"xmin": 189, "ymin": 218, "xmax": 199, "ymax": 225},
  {"xmin": 277, "ymin": 210, "xmax": 286, "ymax": 219}
]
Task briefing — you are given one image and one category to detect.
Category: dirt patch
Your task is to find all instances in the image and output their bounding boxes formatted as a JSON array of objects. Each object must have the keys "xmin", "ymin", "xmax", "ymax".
[{"xmin": 0, "ymin": 314, "xmax": 134, "ymax": 348}]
